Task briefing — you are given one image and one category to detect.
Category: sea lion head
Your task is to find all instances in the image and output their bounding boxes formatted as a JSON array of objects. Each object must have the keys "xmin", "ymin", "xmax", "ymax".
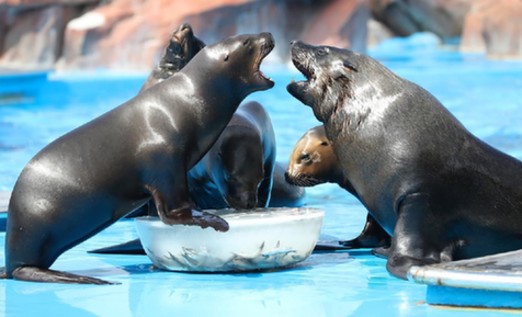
[
  {"xmin": 287, "ymin": 41, "xmax": 388, "ymax": 123},
  {"xmin": 215, "ymin": 127, "xmax": 264, "ymax": 209},
  {"xmin": 160, "ymin": 23, "xmax": 205, "ymax": 71},
  {"xmin": 188, "ymin": 32, "xmax": 275, "ymax": 97},
  {"xmin": 285, "ymin": 125, "xmax": 342, "ymax": 186}
]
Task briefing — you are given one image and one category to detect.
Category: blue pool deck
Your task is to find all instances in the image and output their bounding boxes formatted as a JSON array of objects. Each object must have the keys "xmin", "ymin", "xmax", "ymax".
[
  {"xmin": 0, "ymin": 204, "xmax": 499, "ymax": 316},
  {"xmin": 2, "ymin": 191, "xmax": 522, "ymax": 316},
  {"xmin": 2, "ymin": 34, "xmax": 522, "ymax": 316}
]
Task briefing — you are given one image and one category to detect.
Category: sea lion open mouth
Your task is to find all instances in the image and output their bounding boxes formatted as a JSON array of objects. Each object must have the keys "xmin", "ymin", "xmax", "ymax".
[
  {"xmin": 292, "ymin": 53, "xmax": 314, "ymax": 81},
  {"xmin": 255, "ymin": 34, "xmax": 275, "ymax": 87},
  {"xmin": 286, "ymin": 41, "xmax": 317, "ymax": 104}
]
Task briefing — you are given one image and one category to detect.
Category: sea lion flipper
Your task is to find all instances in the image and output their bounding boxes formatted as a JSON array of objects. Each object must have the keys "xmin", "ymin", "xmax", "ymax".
[
  {"xmin": 161, "ymin": 206, "xmax": 229, "ymax": 232},
  {"xmin": 12, "ymin": 267, "xmax": 116, "ymax": 285},
  {"xmin": 386, "ymin": 193, "xmax": 441, "ymax": 279},
  {"xmin": 88, "ymin": 239, "xmax": 145, "ymax": 255},
  {"xmin": 371, "ymin": 246, "xmax": 390, "ymax": 259},
  {"xmin": 339, "ymin": 214, "xmax": 391, "ymax": 249},
  {"xmin": 189, "ymin": 209, "xmax": 230, "ymax": 232},
  {"xmin": 147, "ymin": 176, "xmax": 229, "ymax": 232}
]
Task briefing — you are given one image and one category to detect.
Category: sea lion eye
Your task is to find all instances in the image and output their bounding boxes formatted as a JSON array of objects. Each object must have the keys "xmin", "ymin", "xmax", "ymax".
[
  {"xmin": 317, "ymin": 48, "xmax": 327, "ymax": 56},
  {"xmin": 299, "ymin": 153, "xmax": 311, "ymax": 162},
  {"xmin": 320, "ymin": 141, "xmax": 329, "ymax": 146},
  {"xmin": 224, "ymin": 54, "xmax": 229, "ymax": 62},
  {"xmin": 243, "ymin": 39, "xmax": 250, "ymax": 46}
]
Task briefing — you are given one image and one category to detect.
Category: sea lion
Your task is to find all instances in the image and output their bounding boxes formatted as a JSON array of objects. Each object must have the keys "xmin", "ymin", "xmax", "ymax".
[
  {"xmin": 140, "ymin": 23, "xmax": 205, "ymax": 92},
  {"xmin": 125, "ymin": 22, "xmax": 206, "ymax": 219},
  {"xmin": 285, "ymin": 125, "xmax": 390, "ymax": 249},
  {"xmin": 126, "ymin": 25, "xmax": 304, "ymax": 217},
  {"xmin": 189, "ymin": 101, "xmax": 276, "ymax": 209},
  {"xmin": 3, "ymin": 32, "xmax": 275, "ymax": 284},
  {"xmin": 90, "ymin": 101, "xmax": 305, "ymax": 255},
  {"xmin": 287, "ymin": 40, "xmax": 522, "ymax": 280}
]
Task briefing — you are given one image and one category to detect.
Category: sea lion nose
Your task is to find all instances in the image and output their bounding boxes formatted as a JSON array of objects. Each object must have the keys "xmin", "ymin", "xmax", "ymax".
[
  {"xmin": 259, "ymin": 32, "xmax": 274, "ymax": 45},
  {"xmin": 180, "ymin": 23, "xmax": 190, "ymax": 31}
]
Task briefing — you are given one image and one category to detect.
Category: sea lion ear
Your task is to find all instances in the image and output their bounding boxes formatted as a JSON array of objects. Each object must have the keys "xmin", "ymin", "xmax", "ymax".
[
  {"xmin": 343, "ymin": 60, "xmax": 358, "ymax": 72},
  {"xmin": 333, "ymin": 60, "xmax": 351, "ymax": 79}
]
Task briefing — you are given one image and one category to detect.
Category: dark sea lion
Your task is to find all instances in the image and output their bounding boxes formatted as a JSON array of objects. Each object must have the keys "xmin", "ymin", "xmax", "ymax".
[
  {"xmin": 189, "ymin": 101, "xmax": 276, "ymax": 209},
  {"xmin": 125, "ymin": 22, "xmax": 205, "ymax": 219},
  {"xmin": 138, "ymin": 23, "xmax": 303, "ymax": 210},
  {"xmin": 126, "ymin": 26, "xmax": 304, "ymax": 217},
  {"xmin": 140, "ymin": 23, "xmax": 205, "ymax": 92},
  {"xmin": 3, "ymin": 32, "xmax": 275, "ymax": 284},
  {"xmin": 285, "ymin": 125, "xmax": 390, "ymax": 249},
  {"xmin": 183, "ymin": 100, "xmax": 306, "ymax": 209},
  {"xmin": 287, "ymin": 40, "xmax": 522, "ymax": 280},
  {"xmin": 90, "ymin": 101, "xmax": 305, "ymax": 255}
]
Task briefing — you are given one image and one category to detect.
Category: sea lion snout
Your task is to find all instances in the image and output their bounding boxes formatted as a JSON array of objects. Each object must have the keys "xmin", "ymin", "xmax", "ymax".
[{"xmin": 226, "ymin": 191, "xmax": 258, "ymax": 210}]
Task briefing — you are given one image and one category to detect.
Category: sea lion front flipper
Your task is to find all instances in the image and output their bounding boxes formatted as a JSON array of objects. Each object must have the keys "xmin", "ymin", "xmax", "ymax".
[
  {"xmin": 339, "ymin": 213, "xmax": 391, "ymax": 249},
  {"xmin": 386, "ymin": 193, "xmax": 443, "ymax": 280},
  {"xmin": 147, "ymin": 175, "xmax": 229, "ymax": 232},
  {"xmin": 179, "ymin": 208, "xmax": 230, "ymax": 232},
  {"xmin": 12, "ymin": 267, "xmax": 116, "ymax": 285},
  {"xmin": 155, "ymin": 199, "xmax": 229, "ymax": 232}
]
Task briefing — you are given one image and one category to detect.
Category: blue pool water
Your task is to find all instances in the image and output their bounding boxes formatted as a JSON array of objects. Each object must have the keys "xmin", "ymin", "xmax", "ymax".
[{"xmin": 1, "ymin": 34, "xmax": 522, "ymax": 316}]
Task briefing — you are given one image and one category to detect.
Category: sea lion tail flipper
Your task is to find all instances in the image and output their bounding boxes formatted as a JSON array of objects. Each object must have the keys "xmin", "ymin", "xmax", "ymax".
[
  {"xmin": 386, "ymin": 193, "xmax": 442, "ymax": 280},
  {"xmin": 88, "ymin": 239, "xmax": 145, "ymax": 255},
  {"xmin": 11, "ymin": 266, "xmax": 118, "ymax": 285}
]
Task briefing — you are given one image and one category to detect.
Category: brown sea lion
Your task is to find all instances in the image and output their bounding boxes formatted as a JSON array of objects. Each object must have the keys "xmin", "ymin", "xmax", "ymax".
[{"xmin": 285, "ymin": 125, "xmax": 390, "ymax": 250}]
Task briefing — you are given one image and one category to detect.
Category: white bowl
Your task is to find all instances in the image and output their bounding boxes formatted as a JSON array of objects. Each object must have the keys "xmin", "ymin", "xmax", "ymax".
[{"xmin": 135, "ymin": 207, "xmax": 324, "ymax": 272}]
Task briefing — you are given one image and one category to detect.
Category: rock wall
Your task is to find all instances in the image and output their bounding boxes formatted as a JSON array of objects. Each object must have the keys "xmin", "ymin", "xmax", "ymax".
[
  {"xmin": 0, "ymin": 0, "xmax": 521, "ymax": 71},
  {"xmin": 0, "ymin": 0, "xmax": 99, "ymax": 69},
  {"xmin": 370, "ymin": 0, "xmax": 472, "ymax": 39},
  {"xmin": 57, "ymin": 0, "xmax": 376, "ymax": 70},
  {"xmin": 461, "ymin": 0, "xmax": 522, "ymax": 59}
]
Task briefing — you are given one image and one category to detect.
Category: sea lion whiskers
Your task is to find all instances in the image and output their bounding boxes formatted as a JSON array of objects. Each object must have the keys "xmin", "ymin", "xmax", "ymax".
[{"xmin": 285, "ymin": 173, "xmax": 325, "ymax": 187}]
